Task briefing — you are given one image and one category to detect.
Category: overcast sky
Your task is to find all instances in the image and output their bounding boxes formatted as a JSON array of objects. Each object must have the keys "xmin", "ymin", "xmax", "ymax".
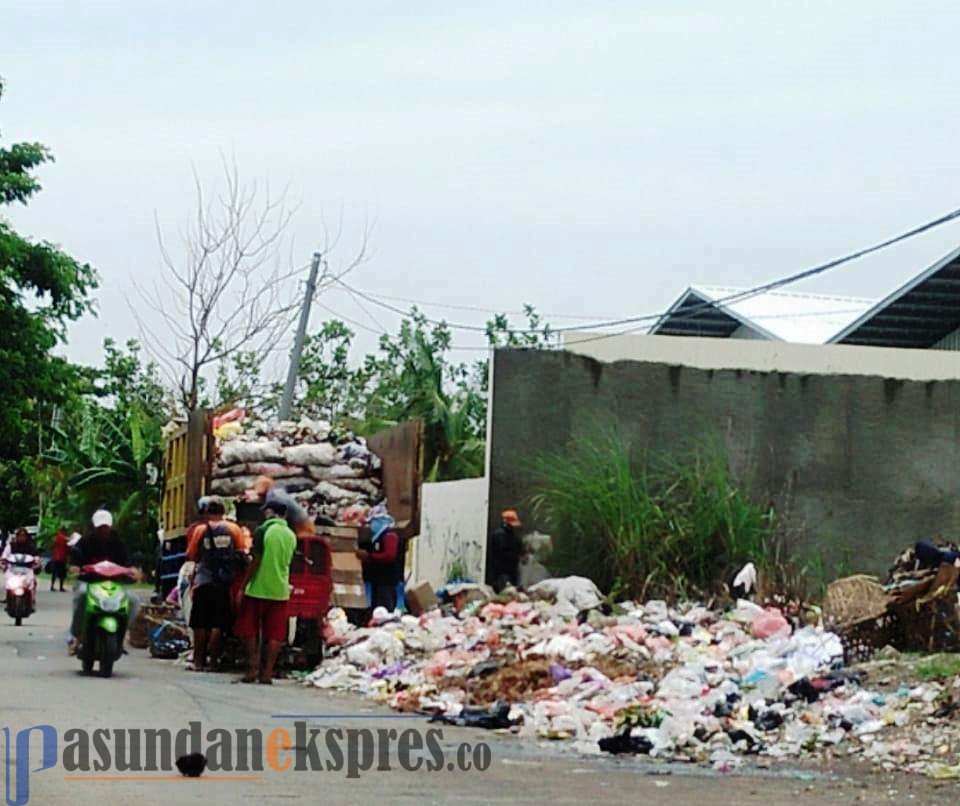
[{"xmin": 4, "ymin": 1, "xmax": 960, "ymax": 374}]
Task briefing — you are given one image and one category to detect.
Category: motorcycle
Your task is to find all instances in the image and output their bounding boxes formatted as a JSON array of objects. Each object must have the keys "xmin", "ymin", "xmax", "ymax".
[
  {"xmin": 78, "ymin": 561, "xmax": 135, "ymax": 678},
  {"xmin": 3, "ymin": 553, "xmax": 39, "ymax": 626}
]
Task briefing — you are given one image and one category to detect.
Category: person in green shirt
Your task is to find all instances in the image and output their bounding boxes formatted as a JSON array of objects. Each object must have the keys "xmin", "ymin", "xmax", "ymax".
[{"xmin": 233, "ymin": 500, "xmax": 297, "ymax": 684}]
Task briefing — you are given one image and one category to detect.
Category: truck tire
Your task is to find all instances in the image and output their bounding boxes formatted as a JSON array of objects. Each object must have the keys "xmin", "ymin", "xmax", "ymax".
[{"xmin": 100, "ymin": 632, "xmax": 118, "ymax": 678}]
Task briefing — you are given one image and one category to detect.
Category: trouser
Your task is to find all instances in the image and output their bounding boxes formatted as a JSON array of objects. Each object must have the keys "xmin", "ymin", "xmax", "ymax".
[
  {"xmin": 51, "ymin": 561, "xmax": 67, "ymax": 586},
  {"xmin": 370, "ymin": 582, "xmax": 398, "ymax": 612},
  {"xmin": 70, "ymin": 581, "xmax": 138, "ymax": 639}
]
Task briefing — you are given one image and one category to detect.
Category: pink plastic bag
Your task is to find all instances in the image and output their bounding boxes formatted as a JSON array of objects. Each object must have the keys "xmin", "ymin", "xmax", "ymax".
[{"xmin": 751, "ymin": 608, "xmax": 791, "ymax": 639}]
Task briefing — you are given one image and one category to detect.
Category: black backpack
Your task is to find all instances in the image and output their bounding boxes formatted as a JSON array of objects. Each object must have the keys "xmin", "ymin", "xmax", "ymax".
[{"xmin": 200, "ymin": 523, "xmax": 239, "ymax": 585}]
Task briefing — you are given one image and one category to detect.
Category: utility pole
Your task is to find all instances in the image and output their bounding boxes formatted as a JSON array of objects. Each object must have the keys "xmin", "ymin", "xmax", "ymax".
[{"xmin": 279, "ymin": 251, "xmax": 323, "ymax": 420}]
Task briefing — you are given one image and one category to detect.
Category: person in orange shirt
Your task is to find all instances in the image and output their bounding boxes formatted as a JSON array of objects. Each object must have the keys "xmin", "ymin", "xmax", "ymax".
[{"xmin": 186, "ymin": 498, "xmax": 245, "ymax": 671}]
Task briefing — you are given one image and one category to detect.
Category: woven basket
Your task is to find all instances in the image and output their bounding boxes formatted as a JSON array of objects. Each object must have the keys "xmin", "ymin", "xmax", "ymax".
[
  {"xmin": 823, "ymin": 575, "xmax": 889, "ymax": 628},
  {"xmin": 823, "ymin": 575, "xmax": 894, "ymax": 663}
]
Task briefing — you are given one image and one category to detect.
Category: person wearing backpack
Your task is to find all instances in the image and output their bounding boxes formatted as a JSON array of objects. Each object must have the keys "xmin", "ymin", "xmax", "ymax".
[{"xmin": 186, "ymin": 498, "xmax": 245, "ymax": 671}]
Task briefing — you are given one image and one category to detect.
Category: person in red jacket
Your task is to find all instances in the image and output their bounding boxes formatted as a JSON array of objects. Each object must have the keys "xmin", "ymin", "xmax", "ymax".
[
  {"xmin": 356, "ymin": 514, "xmax": 405, "ymax": 612},
  {"xmin": 50, "ymin": 529, "xmax": 69, "ymax": 592}
]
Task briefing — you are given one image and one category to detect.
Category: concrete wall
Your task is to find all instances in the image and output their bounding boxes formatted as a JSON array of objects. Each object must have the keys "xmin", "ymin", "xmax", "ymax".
[
  {"xmin": 488, "ymin": 342, "xmax": 960, "ymax": 577},
  {"xmin": 562, "ymin": 332, "xmax": 960, "ymax": 379},
  {"xmin": 410, "ymin": 477, "xmax": 488, "ymax": 589}
]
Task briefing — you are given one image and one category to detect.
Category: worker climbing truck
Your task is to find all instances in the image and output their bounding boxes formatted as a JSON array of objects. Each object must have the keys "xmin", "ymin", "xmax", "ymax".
[{"xmin": 160, "ymin": 409, "xmax": 422, "ymax": 661}]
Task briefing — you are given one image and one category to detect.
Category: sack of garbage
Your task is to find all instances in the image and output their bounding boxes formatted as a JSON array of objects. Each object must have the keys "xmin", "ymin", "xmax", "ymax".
[
  {"xmin": 219, "ymin": 440, "xmax": 284, "ymax": 467},
  {"xmin": 210, "ymin": 475, "xmax": 260, "ymax": 496},
  {"xmin": 314, "ymin": 480, "xmax": 363, "ymax": 504},
  {"xmin": 529, "ymin": 577, "xmax": 603, "ymax": 617},
  {"xmin": 283, "ymin": 443, "xmax": 337, "ymax": 467}
]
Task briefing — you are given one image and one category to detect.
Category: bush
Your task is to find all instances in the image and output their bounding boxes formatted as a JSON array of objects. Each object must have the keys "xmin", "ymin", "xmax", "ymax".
[{"xmin": 530, "ymin": 428, "xmax": 775, "ymax": 601}]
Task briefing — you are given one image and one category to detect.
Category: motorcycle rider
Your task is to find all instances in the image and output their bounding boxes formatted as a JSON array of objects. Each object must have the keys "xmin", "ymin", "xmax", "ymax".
[
  {"xmin": 2, "ymin": 527, "xmax": 40, "ymax": 623},
  {"xmin": 0, "ymin": 528, "xmax": 38, "ymax": 563},
  {"xmin": 68, "ymin": 510, "xmax": 139, "ymax": 654}
]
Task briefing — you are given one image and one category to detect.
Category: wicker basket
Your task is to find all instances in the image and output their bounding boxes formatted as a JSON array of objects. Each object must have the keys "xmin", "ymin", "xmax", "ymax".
[
  {"xmin": 824, "ymin": 575, "xmax": 889, "ymax": 627},
  {"xmin": 823, "ymin": 575, "xmax": 893, "ymax": 663}
]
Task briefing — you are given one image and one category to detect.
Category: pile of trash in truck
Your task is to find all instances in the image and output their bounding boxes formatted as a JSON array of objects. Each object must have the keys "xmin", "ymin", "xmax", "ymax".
[{"xmin": 207, "ymin": 409, "xmax": 383, "ymax": 523}]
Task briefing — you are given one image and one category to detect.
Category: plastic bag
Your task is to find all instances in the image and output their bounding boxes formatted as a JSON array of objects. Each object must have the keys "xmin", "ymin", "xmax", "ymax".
[
  {"xmin": 528, "ymin": 577, "xmax": 603, "ymax": 617},
  {"xmin": 751, "ymin": 608, "xmax": 791, "ymax": 639},
  {"xmin": 214, "ymin": 421, "xmax": 244, "ymax": 441}
]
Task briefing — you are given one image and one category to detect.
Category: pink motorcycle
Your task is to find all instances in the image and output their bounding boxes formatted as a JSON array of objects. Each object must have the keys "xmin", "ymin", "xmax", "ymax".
[{"xmin": 2, "ymin": 553, "xmax": 39, "ymax": 626}]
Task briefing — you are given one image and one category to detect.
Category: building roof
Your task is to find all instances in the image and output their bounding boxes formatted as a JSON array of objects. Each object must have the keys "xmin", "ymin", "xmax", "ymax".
[
  {"xmin": 830, "ymin": 246, "xmax": 960, "ymax": 348},
  {"xmin": 650, "ymin": 285, "xmax": 877, "ymax": 344}
]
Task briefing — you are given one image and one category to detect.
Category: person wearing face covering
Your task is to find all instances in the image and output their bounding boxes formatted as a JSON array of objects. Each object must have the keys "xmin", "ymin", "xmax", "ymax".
[{"xmin": 356, "ymin": 513, "xmax": 405, "ymax": 612}]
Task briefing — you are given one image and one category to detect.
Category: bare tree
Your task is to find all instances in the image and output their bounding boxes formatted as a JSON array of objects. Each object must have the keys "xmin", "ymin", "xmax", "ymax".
[{"xmin": 134, "ymin": 158, "xmax": 368, "ymax": 412}]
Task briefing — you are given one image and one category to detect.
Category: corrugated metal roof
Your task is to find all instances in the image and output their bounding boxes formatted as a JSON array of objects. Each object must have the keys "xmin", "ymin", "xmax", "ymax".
[
  {"xmin": 651, "ymin": 285, "xmax": 877, "ymax": 343},
  {"xmin": 830, "ymin": 246, "xmax": 960, "ymax": 348}
]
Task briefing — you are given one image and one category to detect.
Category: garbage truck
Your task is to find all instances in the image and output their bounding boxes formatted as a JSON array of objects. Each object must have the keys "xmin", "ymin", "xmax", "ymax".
[{"xmin": 159, "ymin": 409, "xmax": 423, "ymax": 654}]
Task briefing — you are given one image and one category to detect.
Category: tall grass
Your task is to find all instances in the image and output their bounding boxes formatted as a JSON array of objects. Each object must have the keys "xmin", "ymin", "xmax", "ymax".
[{"xmin": 529, "ymin": 428, "xmax": 775, "ymax": 601}]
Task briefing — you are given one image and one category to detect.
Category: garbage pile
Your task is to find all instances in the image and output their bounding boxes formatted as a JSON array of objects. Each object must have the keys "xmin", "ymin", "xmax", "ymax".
[
  {"xmin": 208, "ymin": 409, "xmax": 383, "ymax": 522},
  {"xmin": 825, "ymin": 540, "xmax": 960, "ymax": 660},
  {"xmin": 304, "ymin": 576, "xmax": 960, "ymax": 772}
]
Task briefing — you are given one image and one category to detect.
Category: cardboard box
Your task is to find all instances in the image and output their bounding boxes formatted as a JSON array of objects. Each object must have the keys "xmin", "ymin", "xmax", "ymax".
[
  {"xmin": 405, "ymin": 581, "xmax": 438, "ymax": 616},
  {"xmin": 331, "ymin": 548, "xmax": 367, "ymax": 609}
]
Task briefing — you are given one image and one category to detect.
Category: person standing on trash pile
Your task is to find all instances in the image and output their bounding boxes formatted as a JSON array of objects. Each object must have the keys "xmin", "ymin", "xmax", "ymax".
[
  {"xmin": 357, "ymin": 512, "xmax": 405, "ymax": 612},
  {"xmin": 186, "ymin": 498, "xmax": 246, "ymax": 672},
  {"xmin": 486, "ymin": 509, "xmax": 523, "ymax": 593},
  {"xmin": 253, "ymin": 476, "xmax": 316, "ymax": 537},
  {"xmin": 233, "ymin": 499, "xmax": 297, "ymax": 684},
  {"xmin": 67, "ymin": 510, "xmax": 140, "ymax": 654}
]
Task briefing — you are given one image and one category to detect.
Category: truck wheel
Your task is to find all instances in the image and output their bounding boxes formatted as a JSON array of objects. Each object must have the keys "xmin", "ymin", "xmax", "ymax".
[{"xmin": 100, "ymin": 632, "xmax": 117, "ymax": 678}]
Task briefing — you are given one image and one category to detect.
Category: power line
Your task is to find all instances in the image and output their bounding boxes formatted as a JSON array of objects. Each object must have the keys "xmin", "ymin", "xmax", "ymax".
[
  {"xmin": 339, "ymin": 205, "xmax": 960, "ymax": 338},
  {"xmin": 328, "ymin": 286, "xmax": 627, "ymax": 321},
  {"xmin": 315, "ymin": 302, "xmax": 493, "ymax": 351}
]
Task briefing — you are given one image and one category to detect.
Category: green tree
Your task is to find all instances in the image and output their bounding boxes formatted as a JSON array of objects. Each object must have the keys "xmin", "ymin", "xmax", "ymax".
[
  {"xmin": 42, "ymin": 339, "xmax": 167, "ymax": 557},
  {"xmin": 351, "ymin": 307, "xmax": 551, "ymax": 481},
  {"xmin": 0, "ymin": 77, "xmax": 98, "ymax": 527}
]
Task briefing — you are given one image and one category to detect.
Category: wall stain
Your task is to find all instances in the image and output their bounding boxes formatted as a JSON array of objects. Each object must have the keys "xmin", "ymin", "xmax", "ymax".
[{"xmin": 884, "ymin": 378, "xmax": 902, "ymax": 405}]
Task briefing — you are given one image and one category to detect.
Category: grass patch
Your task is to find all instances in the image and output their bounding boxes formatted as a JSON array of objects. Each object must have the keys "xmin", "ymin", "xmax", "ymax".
[
  {"xmin": 530, "ymin": 426, "xmax": 776, "ymax": 601},
  {"xmin": 916, "ymin": 654, "xmax": 960, "ymax": 681}
]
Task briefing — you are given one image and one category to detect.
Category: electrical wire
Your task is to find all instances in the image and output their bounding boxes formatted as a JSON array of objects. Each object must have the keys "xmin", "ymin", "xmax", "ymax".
[
  {"xmin": 315, "ymin": 302, "xmax": 493, "ymax": 351},
  {"xmin": 327, "ymin": 286, "xmax": 628, "ymax": 321},
  {"xmin": 336, "ymin": 205, "xmax": 960, "ymax": 338}
]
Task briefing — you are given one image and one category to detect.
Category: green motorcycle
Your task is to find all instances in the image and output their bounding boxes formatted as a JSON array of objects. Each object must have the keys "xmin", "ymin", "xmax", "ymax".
[{"xmin": 78, "ymin": 561, "xmax": 134, "ymax": 678}]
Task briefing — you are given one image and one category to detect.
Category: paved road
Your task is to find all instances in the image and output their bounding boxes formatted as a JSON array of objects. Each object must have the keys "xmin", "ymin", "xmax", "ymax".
[{"xmin": 0, "ymin": 587, "xmax": 951, "ymax": 805}]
